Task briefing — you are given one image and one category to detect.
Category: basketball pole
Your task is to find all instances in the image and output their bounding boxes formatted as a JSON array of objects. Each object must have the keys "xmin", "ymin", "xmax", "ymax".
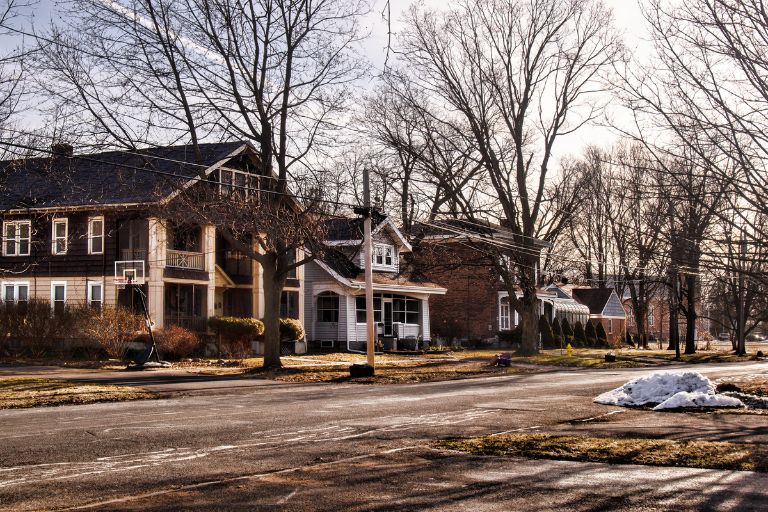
[{"xmin": 135, "ymin": 283, "xmax": 161, "ymax": 364}]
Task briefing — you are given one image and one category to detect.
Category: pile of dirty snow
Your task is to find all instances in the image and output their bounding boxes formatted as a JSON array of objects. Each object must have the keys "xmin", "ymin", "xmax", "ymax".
[{"xmin": 594, "ymin": 371, "xmax": 745, "ymax": 410}]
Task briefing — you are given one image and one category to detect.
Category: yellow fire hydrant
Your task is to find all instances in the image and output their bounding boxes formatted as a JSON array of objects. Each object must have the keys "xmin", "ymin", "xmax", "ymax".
[{"xmin": 566, "ymin": 343, "xmax": 573, "ymax": 357}]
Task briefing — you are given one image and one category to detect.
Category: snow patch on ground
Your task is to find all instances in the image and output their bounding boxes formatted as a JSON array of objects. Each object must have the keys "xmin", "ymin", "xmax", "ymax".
[
  {"xmin": 594, "ymin": 371, "xmax": 745, "ymax": 410},
  {"xmin": 652, "ymin": 391, "xmax": 744, "ymax": 410}
]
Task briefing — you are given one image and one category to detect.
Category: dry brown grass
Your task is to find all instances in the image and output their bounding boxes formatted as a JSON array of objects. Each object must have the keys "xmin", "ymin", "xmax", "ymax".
[
  {"xmin": 244, "ymin": 359, "xmax": 535, "ymax": 384},
  {"xmin": 443, "ymin": 433, "xmax": 768, "ymax": 472},
  {"xmin": 0, "ymin": 377, "xmax": 157, "ymax": 409}
]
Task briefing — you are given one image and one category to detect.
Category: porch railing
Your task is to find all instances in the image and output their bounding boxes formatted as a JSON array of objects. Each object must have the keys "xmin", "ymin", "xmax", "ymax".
[
  {"xmin": 120, "ymin": 249, "xmax": 147, "ymax": 261},
  {"xmin": 166, "ymin": 249, "xmax": 205, "ymax": 270}
]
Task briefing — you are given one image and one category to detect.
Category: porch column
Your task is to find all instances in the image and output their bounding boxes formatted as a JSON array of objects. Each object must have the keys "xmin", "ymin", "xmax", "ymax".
[
  {"xmin": 147, "ymin": 218, "xmax": 166, "ymax": 328},
  {"xmin": 252, "ymin": 238, "xmax": 264, "ymax": 319},
  {"xmin": 204, "ymin": 225, "xmax": 216, "ymax": 323},
  {"xmin": 421, "ymin": 298, "xmax": 431, "ymax": 343}
]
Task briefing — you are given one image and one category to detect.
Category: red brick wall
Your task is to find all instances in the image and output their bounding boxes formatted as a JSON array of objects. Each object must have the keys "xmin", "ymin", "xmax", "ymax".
[{"xmin": 412, "ymin": 242, "xmax": 502, "ymax": 341}]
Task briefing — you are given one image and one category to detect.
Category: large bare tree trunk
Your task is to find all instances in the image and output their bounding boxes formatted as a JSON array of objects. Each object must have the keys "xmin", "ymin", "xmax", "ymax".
[
  {"xmin": 684, "ymin": 274, "xmax": 697, "ymax": 354},
  {"xmin": 261, "ymin": 253, "xmax": 284, "ymax": 369}
]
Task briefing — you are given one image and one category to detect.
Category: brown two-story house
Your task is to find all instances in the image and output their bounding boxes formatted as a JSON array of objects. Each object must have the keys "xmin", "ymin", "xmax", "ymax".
[{"xmin": 0, "ymin": 142, "xmax": 303, "ymax": 334}]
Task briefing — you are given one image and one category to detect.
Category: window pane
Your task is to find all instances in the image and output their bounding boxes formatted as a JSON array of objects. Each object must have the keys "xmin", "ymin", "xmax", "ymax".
[
  {"xmin": 19, "ymin": 239, "xmax": 29, "ymax": 255},
  {"xmin": 55, "ymin": 222, "xmax": 66, "ymax": 237},
  {"xmin": 19, "ymin": 223, "xmax": 29, "ymax": 238},
  {"xmin": 18, "ymin": 286, "xmax": 28, "ymax": 302},
  {"xmin": 4, "ymin": 287, "xmax": 13, "ymax": 302},
  {"xmin": 91, "ymin": 284, "xmax": 102, "ymax": 302},
  {"xmin": 54, "ymin": 285, "xmax": 65, "ymax": 302},
  {"xmin": 6, "ymin": 239, "xmax": 15, "ymax": 255},
  {"xmin": 91, "ymin": 236, "xmax": 103, "ymax": 254},
  {"xmin": 5, "ymin": 223, "xmax": 14, "ymax": 239}
]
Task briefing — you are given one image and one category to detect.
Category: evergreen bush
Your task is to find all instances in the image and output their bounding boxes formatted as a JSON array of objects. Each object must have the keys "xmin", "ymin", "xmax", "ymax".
[
  {"xmin": 561, "ymin": 318, "xmax": 574, "ymax": 345},
  {"xmin": 585, "ymin": 320, "xmax": 598, "ymax": 347},
  {"xmin": 551, "ymin": 318, "xmax": 564, "ymax": 348},
  {"xmin": 596, "ymin": 322, "xmax": 608, "ymax": 347},
  {"xmin": 280, "ymin": 317, "xmax": 305, "ymax": 341},
  {"xmin": 539, "ymin": 315, "xmax": 555, "ymax": 349},
  {"xmin": 573, "ymin": 321, "xmax": 587, "ymax": 347}
]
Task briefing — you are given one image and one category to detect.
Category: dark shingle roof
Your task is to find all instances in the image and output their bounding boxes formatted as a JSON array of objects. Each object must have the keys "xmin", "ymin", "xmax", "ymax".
[
  {"xmin": 0, "ymin": 142, "xmax": 246, "ymax": 210},
  {"xmin": 323, "ymin": 214, "xmax": 387, "ymax": 242},
  {"xmin": 571, "ymin": 288, "xmax": 614, "ymax": 315}
]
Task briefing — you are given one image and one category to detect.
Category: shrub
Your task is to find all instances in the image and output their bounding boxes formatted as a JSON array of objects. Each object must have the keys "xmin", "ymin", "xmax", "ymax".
[
  {"xmin": 8, "ymin": 300, "xmax": 93, "ymax": 357},
  {"xmin": 154, "ymin": 325, "xmax": 200, "ymax": 360},
  {"xmin": 561, "ymin": 318, "xmax": 574, "ymax": 345},
  {"xmin": 538, "ymin": 315, "xmax": 556, "ymax": 349},
  {"xmin": 596, "ymin": 322, "xmax": 608, "ymax": 347},
  {"xmin": 280, "ymin": 317, "xmax": 305, "ymax": 341},
  {"xmin": 208, "ymin": 316, "xmax": 264, "ymax": 358},
  {"xmin": 209, "ymin": 316, "xmax": 264, "ymax": 339},
  {"xmin": 585, "ymin": 320, "xmax": 598, "ymax": 347},
  {"xmin": 625, "ymin": 330, "xmax": 635, "ymax": 347},
  {"xmin": 498, "ymin": 325, "xmax": 522, "ymax": 346},
  {"xmin": 551, "ymin": 318, "xmax": 564, "ymax": 348},
  {"xmin": 80, "ymin": 306, "xmax": 146, "ymax": 360},
  {"xmin": 634, "ymin": 333, "xmax": 644, "ymax": 348},
  {"xmin": 573, "ymin": 321, "xmax": 587, "ymax": 347}
]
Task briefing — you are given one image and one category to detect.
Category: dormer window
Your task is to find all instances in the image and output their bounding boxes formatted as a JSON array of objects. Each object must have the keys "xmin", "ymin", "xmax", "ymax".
[{"xmin": 372, "ymin": 244, "xmax": 396, "ymax": 270}]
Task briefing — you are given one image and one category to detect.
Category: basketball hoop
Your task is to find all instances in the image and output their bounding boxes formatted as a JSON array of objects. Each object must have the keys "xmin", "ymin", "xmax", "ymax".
[{"xmin": 115, "ymin": 260, "xmax": 146, "ymax": 289}]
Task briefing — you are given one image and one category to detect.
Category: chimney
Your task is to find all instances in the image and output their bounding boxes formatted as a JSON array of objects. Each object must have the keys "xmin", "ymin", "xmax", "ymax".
[{"xmin": 51, "ymin": 143, "xmax": 74, "ymax": 158}]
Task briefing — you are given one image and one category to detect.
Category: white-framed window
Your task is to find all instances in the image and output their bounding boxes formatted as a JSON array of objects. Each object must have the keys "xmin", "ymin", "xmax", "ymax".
[
  {"xmin": 2, "ymin": 282, "xmax": 29, "ymax": 303},
  {"xmin": 371, "ymin": 244, "xmax": 396, "ymax": 269},
  {"xmin": 3, "ymin": 220, "xmax": 31, "ymax": 256},
  {"xmin": 608, "ymin": 319, "xmax": 613, "ymax": 334},
  {"xmin": 87, "ymin": 281, "xmax": 103, "ymax": 310},
  {"xmin": 317, "ymin": 291, "xmax": 339, "ymax": 323},
  {"xmin": 219, "ymin": 168, "xmax": 257, "ymax": 198},
  {"xmin": 88, "ymin": 216, "xmax": 104, "ymax": 255},
  {"xmin": 626, "ymin": 308, "xmax": 634, "ymax": 326},
  {"xmin": 52, "ymin": 218, "xmax": 68, "ymax": 255},
  {"xmin": 51, "ymin": 281, "xmax": 67, "ymax": 314},
  {"xmin": 392, "ymin": 296, "xmax": 419, "ymax": 324},
  {"xmin": 499, "ymin": 296, "xmax": 511, "ymax": 330},
  {"xmin": 648, "ymin": 306, "xmax": 655, "ymax": 327}
]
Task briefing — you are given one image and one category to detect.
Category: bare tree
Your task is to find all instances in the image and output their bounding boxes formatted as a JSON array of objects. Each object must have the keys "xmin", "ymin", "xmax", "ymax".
[
  {"xmin": 36, "ymin": 0, "xmax": 369, "ymax": 368},
  {"xmin": 394, "ymin": 0, "xmax": 621, "ymax": 353}
]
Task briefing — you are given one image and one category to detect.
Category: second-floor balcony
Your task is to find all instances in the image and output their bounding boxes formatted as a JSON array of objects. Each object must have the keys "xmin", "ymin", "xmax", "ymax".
[{"xmin": 166, "ymin": 249, "xmax": 205, "ymax": 270}]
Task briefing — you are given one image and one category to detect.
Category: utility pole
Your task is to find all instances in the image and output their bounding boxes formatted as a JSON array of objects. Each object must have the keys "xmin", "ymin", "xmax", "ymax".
[
  {"xmin": 363, "ymin": 166, "xmax": 376, "ymax": 369},
  {"xmin": 737, "ymin": 230, "xmax": 747, "ymax": 356},
  {"xmin": 673, "ymin": 268, "xmax": 681, "ymax": 360}
]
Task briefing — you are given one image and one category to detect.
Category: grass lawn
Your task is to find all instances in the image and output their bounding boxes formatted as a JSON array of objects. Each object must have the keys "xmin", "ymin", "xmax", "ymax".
[
  {"xmin": 0, "ymin": 377, "xmax": 157, "ymax": 409},
  {"xmin": 443, "ymin": 433, "xmax": 768, "ymax": 472},
  {"xmin": 243, "ymin": 358, "xmax": 537, "ymax": 384}
]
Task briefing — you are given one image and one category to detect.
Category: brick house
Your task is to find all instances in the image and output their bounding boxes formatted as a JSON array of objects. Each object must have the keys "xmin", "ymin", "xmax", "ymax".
[
  {"xmin": 409, "ymin": 220, "xmax": 579, "ymax": 343},
  {"xmin": 0, "ymin": 142, "xmax": 303, "ymax": 338}
]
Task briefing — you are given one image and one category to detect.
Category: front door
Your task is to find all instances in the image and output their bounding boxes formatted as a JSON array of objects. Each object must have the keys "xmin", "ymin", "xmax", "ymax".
[{"xmin": 383, "ymin": 300, "xmax": 393, "ymax": 336}]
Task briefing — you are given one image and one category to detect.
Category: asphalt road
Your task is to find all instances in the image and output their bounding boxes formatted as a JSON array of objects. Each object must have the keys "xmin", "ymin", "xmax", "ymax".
[{"xmin": 1, "ymin": 362, "xmax": 768, "ymax": 511}]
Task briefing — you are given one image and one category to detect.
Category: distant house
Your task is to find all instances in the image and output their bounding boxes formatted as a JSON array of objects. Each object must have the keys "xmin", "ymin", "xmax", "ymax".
[
  {"xmin": 0, "ymin": 142, "xmax": 303, "ymax": 338},
  {"xmin": 410, "ymin": 219, "xmax": 564, "ymax": 342},
  {"xmin": 303, "ymin": 215, "xmax": 446, "ymax": 352},
  {"xmin": 569, "ymin": 287, "xmax": 627, "ymax": 345}
]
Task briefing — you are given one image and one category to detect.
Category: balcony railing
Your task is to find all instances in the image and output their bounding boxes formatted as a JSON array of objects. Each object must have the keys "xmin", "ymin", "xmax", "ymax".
[
  {"xmin": 166, "ymin": 249, "xmax": 205, "ymax": 270},
  {"xmin": 120, "ymin": 249, "xmax": 147, "ymax": 261}
]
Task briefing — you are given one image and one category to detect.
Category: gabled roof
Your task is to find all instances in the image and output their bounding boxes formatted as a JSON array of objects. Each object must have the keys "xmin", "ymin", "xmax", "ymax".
[
  {"xmin": 0, "ymin": 142, "xmax": 249, "ymax": 211},
  {"xmin": 571, "ymin": 288, "xmax": 616, "ymax": 315},
  {"xmin": 305, "ymin": 241, "xmax": 445, "ymax": 294},
  {"xmin": 323, "ymin": 215, "xmax": 412, "ymax": 252},
  {"xmin": 411, "ymin": 219, "xmax": 551, "ymax": 249}
]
